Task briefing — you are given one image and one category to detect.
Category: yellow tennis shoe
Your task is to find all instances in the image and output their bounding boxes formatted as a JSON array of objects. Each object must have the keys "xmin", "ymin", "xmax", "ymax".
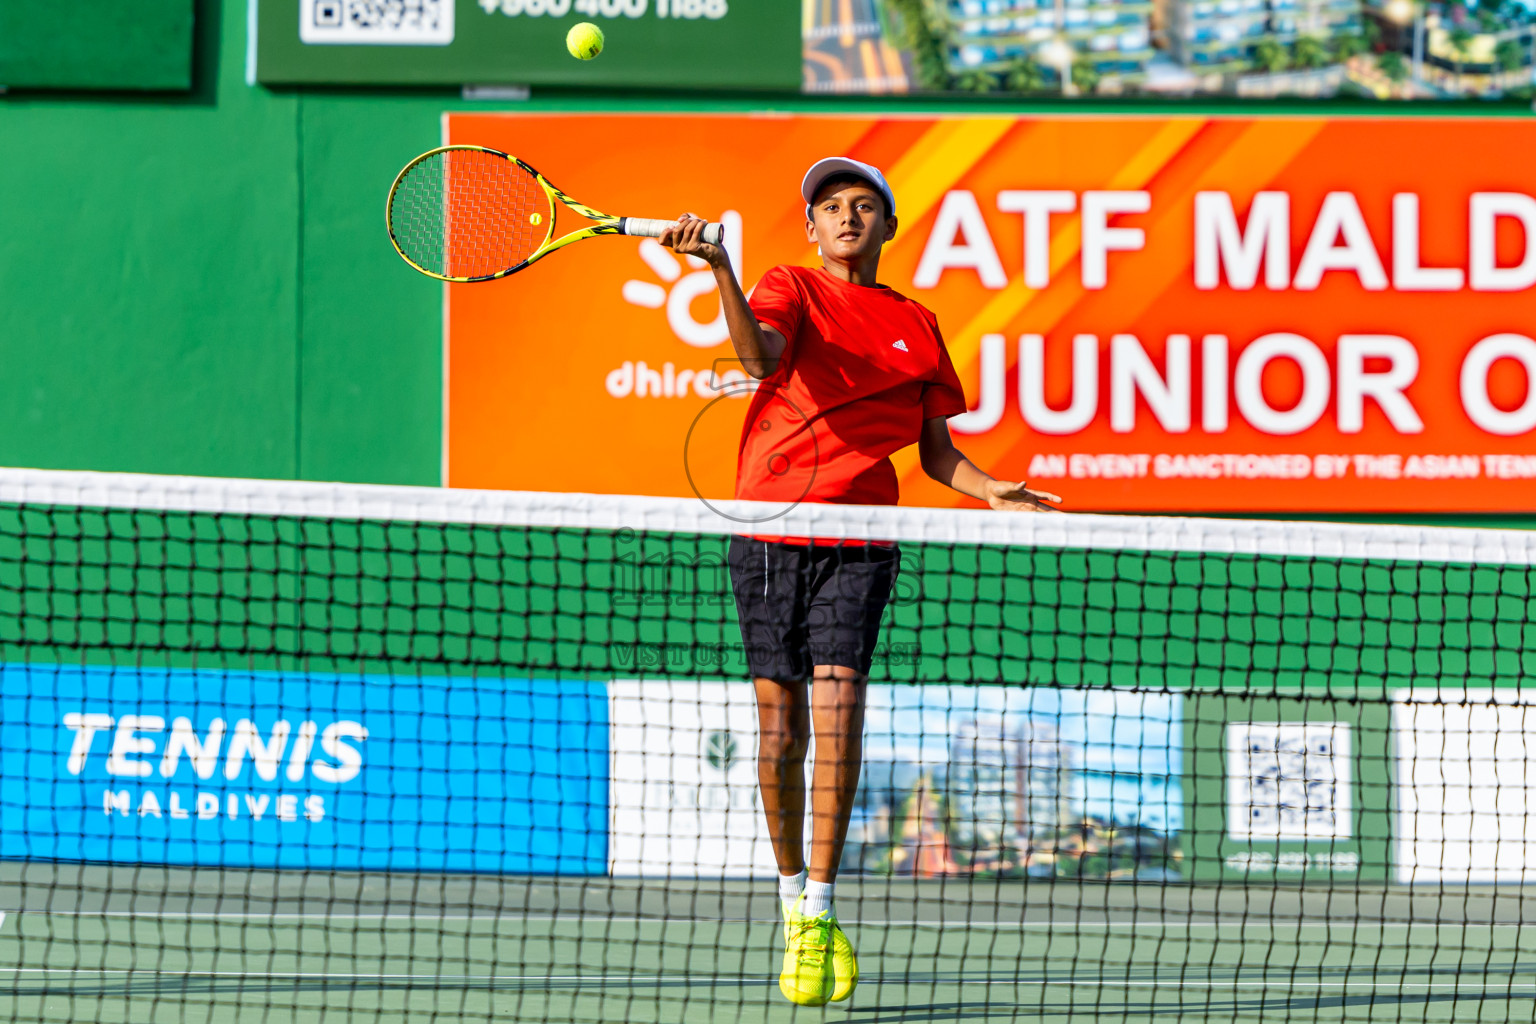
[
  {"xmin": 828, "ymin": 915, "xmax": 859, "ymax": 1001},
  {"xmin": 779, "ymin": 896, "xmax": 834, "ymax": 1006}
]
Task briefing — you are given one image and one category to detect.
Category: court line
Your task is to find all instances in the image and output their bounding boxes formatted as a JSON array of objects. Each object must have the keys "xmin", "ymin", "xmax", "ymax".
[
  {"xmin": 3, "ymin": 967, "xmax": 1535, "ymax": 991},
  {"xmin": 7, "ymin": 911, "xmax": 1530, "ymax": 929}
]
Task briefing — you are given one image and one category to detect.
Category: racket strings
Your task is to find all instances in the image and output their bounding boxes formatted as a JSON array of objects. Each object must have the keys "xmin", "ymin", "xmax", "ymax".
[{"xmin": 391, "ymin": 149, "xmax": 551, "ymax": 279}]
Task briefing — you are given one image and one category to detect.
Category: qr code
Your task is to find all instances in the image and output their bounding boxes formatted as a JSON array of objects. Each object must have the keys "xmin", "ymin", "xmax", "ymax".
[
  {"xmin": 1227, "ymin": 722, "xmax": 1351, "ymax": 840},
  {"xmin": 299, "ymin": 0, "xmax": 455, "ymax": 45}
]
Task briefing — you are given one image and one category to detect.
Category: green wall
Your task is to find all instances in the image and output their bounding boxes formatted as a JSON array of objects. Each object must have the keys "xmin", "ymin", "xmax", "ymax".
[
  {"xmin": 0, "ymin": 0, "xmax": 441, "ymax": 485},
  {"xmin": 0, "ymin": 0, "xmax": 1529, "ymax": 528}
]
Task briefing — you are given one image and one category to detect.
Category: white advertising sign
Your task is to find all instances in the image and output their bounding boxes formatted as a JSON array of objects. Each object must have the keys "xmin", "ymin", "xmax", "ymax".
[
  {"xmin": 1227, "ymin": 722, "xmax": 1352, "ymax": 840},
  {"xmin": 1393, "ymin": 690, "xmax": 1536, "ymax": 883},
  {"xmin": 608, "ymin": 680, "xmax": 783, "ymax": 877}
]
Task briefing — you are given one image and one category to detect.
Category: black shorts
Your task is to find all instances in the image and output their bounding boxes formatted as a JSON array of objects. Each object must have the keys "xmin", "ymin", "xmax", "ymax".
[{"xmin": 727, "ymin": 536, "xmax": 900, "ymax": 682}]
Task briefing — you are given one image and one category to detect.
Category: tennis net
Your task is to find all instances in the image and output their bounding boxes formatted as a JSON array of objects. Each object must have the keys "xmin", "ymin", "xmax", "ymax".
[{"xmin": 1, "ymin": 466, "xmax": 1534, "ymax": 1024}]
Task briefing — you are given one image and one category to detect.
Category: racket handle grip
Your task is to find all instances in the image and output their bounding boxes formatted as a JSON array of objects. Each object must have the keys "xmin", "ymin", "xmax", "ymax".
[{"xmin": 621, "ymin": 217, "xmax": 725, "ymax": 246}]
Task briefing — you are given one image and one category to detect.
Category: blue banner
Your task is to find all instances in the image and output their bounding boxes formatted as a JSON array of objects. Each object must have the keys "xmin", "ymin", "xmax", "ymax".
[{"xmin": 0, "ymin": 664, "xmax": 608, "ymax": 874}]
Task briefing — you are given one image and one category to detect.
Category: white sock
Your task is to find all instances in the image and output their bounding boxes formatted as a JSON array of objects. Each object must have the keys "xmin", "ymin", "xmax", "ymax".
[
  {"xmin": 801, "ymin": 878, "xmax": 834, "ymax": 918},
  {"xmin": 778, "ymin": 870, "xmax": 806, "ymax": 907}
]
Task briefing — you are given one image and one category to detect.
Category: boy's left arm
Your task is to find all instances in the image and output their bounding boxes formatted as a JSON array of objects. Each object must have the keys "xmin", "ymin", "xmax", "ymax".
[{"xmin": 917, "ymin": 417, "xmax": 1061, "ymax": 512}]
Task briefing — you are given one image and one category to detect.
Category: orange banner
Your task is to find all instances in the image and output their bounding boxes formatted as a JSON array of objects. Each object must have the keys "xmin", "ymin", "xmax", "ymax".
[{"xmin": 446, "ymin": 114, "xmax": 1536, "ymax": 512}]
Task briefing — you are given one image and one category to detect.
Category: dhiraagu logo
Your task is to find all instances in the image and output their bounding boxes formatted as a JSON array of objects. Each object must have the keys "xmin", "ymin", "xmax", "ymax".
[
  {"xmin": 63, "ymin": 712, "xmax": 366, "ymax": 824},
  {"xmin": 605, "ymin": 212, "xmax": 754, "ymax": 401},
  {"xmin": 620, "ymin": 211, "xmax": 744, "ymax": 348},
  {"xmin": 704, "ymin": 728, "xmax": 738, "ymax": 773}
]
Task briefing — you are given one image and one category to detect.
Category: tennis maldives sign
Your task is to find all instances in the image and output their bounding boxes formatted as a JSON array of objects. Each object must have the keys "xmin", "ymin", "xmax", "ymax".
[
  {"xmin": 0, "ymin": 664, "xmax": 608, "ymax": 873},
  {"xmin": 64, "ymin": 712, "xmax": 364, "ymax": 824},
  {"xmin": 445, "ymin": 114, "xmax": 1536, "ymax": 513}
]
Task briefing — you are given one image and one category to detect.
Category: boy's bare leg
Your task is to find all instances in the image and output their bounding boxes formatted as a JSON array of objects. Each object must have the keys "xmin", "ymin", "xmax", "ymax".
[
  {"xmin": 807, "ymin": 665, "xmax": 866, "ymax": 882},
  {"xmin": 754, "ymin": 676, "xmax": 810, "ymax": 874}
]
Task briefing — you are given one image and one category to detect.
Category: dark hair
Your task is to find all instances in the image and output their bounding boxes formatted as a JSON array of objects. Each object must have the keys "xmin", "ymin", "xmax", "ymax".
[{"xmin": 810, "ymin": 173, "xmax": 888, "ymax": 219}]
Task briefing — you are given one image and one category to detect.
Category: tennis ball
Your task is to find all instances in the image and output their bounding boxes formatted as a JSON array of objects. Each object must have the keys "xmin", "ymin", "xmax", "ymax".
[{"xmin": 566, "ymin": 22, "xmax": 604, "ymax": 61}]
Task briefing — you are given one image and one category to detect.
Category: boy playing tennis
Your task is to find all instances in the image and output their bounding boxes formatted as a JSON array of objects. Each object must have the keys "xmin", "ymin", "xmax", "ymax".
[{"xmin": 660, "ymin": 158, "xmax": 1060, "ymax": 1007}]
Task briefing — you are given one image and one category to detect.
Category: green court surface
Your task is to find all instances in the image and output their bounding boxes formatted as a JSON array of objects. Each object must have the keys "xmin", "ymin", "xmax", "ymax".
[{"xmin": 3, "ymin": 868, "xmax": 1535, "ymax": 1023}]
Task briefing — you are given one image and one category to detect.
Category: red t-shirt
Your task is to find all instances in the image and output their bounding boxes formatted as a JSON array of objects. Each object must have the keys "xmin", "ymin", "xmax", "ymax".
[{"xmin": 739, "ymin": 265, "xmax": 968, "ymax": 510}]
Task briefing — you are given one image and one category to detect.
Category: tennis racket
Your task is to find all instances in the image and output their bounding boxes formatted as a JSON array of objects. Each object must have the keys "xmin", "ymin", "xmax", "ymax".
[{"xmin": 386, "ymin": 145, "xmax": 726, "ymax": 283}]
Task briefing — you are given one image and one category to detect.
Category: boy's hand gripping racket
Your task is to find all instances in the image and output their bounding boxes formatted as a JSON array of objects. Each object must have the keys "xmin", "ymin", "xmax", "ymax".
[{"xmin": 386, "ymin": 145, "xmax": 725, "ymax": 283}]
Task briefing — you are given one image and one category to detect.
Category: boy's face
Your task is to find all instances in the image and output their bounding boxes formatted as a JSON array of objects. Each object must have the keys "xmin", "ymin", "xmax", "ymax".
[{"xmin": 806, "ymin": 179, "xmax": 896, "ymax": 264}]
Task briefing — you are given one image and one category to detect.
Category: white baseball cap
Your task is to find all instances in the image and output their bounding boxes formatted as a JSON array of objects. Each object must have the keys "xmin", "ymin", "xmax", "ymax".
[{"xmin": 801, "ymin": 157, "xmax": 896, "ymax": 219}]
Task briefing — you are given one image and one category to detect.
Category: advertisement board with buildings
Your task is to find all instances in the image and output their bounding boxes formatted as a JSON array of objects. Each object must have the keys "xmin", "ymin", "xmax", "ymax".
[
  {"xmin": 609, "ymin": 680, "xmax": 1184, "ymax": 880},
  {"xmin": 807, "ymin": 0, "xmax": 1536, "ymax": 100}
]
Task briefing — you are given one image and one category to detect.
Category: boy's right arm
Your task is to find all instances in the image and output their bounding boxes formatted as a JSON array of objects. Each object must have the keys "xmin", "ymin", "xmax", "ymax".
[{"xmin": 660, "ymin": 213, "xmax": 785, "ymax": 380}]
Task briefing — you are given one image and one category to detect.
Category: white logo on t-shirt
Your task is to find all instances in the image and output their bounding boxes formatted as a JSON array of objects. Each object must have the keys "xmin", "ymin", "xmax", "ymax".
[{"xmin": 892, "ymin": 339, "xmax": 909, "ymax": 352}]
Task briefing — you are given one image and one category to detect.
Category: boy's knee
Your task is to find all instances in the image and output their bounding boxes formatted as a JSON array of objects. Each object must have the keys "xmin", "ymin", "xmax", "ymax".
[{"xmin": 759, "ymin": 727, "xmax": 809, "ymax": 764}]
